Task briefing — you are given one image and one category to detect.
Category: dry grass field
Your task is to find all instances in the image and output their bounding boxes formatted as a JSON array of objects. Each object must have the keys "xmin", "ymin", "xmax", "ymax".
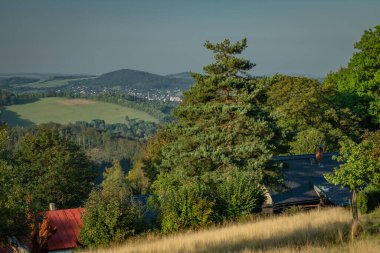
[{"xmin": 83, "ymin": 207, "xmax": 380, "ymax": 253}]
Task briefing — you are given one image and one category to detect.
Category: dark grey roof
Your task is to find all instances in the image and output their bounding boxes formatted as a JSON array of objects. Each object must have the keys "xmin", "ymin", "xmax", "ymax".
[{"xmin": 270, "ymin": 153, "xmax": 351, "ymax": 207}]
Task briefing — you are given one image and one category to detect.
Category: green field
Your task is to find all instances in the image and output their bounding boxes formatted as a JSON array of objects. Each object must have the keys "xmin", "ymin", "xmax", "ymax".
[{"xmin": 0, "ymin": 97, "xmax": 158, "ymax": 126}]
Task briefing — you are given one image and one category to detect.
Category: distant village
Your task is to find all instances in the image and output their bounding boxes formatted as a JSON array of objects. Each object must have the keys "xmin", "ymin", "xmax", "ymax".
[{"xmin": 57, "ymin": 85, "xmax": 183, "ymax": 102}]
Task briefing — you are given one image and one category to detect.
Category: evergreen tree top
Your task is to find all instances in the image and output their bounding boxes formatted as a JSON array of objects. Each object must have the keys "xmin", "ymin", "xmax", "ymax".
[
  {"xmin": 185, "ymin": 38, "xmax": 258, "ymax": 105},
  {"xmin": 202, "ymin": 38, "xmax": 255, "ymax": 77}
]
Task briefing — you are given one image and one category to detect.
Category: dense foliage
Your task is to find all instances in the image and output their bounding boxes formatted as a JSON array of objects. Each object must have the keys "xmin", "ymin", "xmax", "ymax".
[
  {"xmin": 265, "ymin": 74, "xmax": 361, "ymax": 154},
  {"xmin": 0, "ymin": 127, "xmax": 27, "ymax": 245},
  {"xmin": 324, "ymin": 25, "xmax": 380, "ymax": 126},
  {"xmin": 7, "ymin": 120, "xmax": 151, "ymax": 166},
  {"xmin": 13, "ymin": 127, "xmax": 97, "ymax": 210},
  {"xmin": 325, "ymin": 138, "xmax": 380, "ymax": 222},
  {"xmin": 140, "ymin": 38, "xmax": 277, "ymax": 232},
  {"xmin": 79, "ymin": 161, "xmax": 145, "ymax": 248},
  {"xmin": 358, "ymin": 185, "xmax": 380, "ymax": 214}
]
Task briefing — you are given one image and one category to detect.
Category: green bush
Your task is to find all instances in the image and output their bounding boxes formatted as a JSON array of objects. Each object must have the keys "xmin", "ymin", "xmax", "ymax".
[
  {"xmin": 215, "ymin": 170, "xmax": 266, "ymax": 219},
  {"xmin": 79, "ymin": 161, "xmax": 144, "ymax": 248},
  {"xmin": 290, "ymin": 128, "xmax": 326, "ymax": 155},
  {"xmin": 159, "ymin": 179, "xmax": 215, "ymax": 233},
  {"xmin": 358, "ymin": 186, "xmax": 380, "ymax": 214}
]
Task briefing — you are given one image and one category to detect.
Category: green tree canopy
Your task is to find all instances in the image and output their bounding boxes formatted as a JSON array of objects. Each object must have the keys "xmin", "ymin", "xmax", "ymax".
[
  {"xmin": 265, "ymin": 74, "xmax": 361, "ymax": 154},
  {"xmin": 141, "ymin": 38, "xmax": 274, "ymax": 231},
  {"xmin": 79, "ymin": 161, "xmax": 144, "ymax": 248},
  {"xmin": 151, "ymin": 38, "xmax": 277, "ymax": 181},
  {"xmin": 13, "ymin": 127, "xmax": 96, "ymax": 210},
  {"xmin": 324, "ymin": 25, "xmax": 380, "ymax": 126},
  {"xmin": 0, "ymin": 126, "xmax": 27, "ymax": 245},
  {"xmin": 266, "ymin": 75, "xmax": 322, "ymax": 133},
  {"xmin": 325, "ymin": 139, "xmax": 379, "ymax": 222}
]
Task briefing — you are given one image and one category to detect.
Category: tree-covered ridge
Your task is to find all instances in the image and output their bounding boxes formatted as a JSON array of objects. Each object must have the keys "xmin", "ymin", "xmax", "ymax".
[
  {"xmin": 7, "ymin": 120, "xmax": 153, "ymax": 168},
  {"xmin": 69, "ymin": 69, "xmax": 194, "ymax": 91},
  {"xmin": 0, "ymin": 77, "xmax": 40, "ymax": 89}
]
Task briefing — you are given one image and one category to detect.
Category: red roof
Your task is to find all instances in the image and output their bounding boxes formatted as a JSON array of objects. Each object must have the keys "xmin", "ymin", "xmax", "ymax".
[{"xmin": 46, "ymin": 208, "xmax": 84, "ymax": 251}]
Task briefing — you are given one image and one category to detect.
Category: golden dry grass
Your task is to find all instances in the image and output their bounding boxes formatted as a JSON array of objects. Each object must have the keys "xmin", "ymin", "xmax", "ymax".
[{"xmin": 83, "ymin": 207, "xmax": 380, "ymax": 253}]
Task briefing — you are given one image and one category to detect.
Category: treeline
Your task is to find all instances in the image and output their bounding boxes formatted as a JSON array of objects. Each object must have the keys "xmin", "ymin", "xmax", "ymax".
[
  {"xmin": 78, "ymin": 92, "xmax": 176, "ymax": 123},
  {"xmin": 7, "ymin": 119, "xmax": 156, "ymax": 164},
  {"xmin": 0, "ymin": 77, "xmax": 40, "ymax": 89},
  {"xmin": 0, "ymin": 89, "xmax": 16, "ymax": 106}
]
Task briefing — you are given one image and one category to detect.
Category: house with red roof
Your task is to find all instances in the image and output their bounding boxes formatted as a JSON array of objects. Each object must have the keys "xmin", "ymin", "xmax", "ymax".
[
  {"xmin": 0, "ymin": 208, "xmax": 84, "ymax": 253},
  {"xmin": 44, "ymin": 208, "xmax": 84, "ymax": 252}
]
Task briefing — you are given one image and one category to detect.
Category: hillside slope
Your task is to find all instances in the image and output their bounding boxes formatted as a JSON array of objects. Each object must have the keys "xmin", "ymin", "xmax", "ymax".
[
  {"xmin": 71, "ymin": 69, "xmax": 194, "ymax": 90},
  {"xmin": 83, "ymin": 208, "xmax": 380, "ymax": 253}
]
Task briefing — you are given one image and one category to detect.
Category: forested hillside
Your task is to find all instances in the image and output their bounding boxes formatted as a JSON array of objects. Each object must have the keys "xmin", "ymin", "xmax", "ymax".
[
  {"xmin": 0, "ymin": 25, "xmax": 379, "ymax": 252},
  {"xmin": 69, "ymin": 69, "xmax": 194, "ymax": 91}
]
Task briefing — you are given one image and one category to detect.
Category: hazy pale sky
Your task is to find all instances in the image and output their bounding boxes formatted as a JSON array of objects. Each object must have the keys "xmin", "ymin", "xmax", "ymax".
[{"xmin": 0, "ymin": 0, "xmax": 379, "ymax": 76}]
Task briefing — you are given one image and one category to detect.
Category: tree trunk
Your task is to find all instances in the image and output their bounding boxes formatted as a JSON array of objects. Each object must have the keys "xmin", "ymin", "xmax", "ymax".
[
  {"xmin": 351, "ymin": 190, "xmax": 363, "ymax": 239},
  {"xmin": 352, "ymin": 190, "xmax": 358, "ymax": 223}
]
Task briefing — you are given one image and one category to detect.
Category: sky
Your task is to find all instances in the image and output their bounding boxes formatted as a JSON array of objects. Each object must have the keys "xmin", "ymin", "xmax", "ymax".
[{"xmin": 0, "ymin": 0, "xmax": 379, "ymax": 77}]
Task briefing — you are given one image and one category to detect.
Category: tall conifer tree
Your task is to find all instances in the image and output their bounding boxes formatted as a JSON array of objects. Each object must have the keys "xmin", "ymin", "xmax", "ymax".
[
  {"xmin": 143, "ymin": 39, "xmax": 279, "ymax": 230},
  {"xmin": 151, "ymin": 38, "xmax": 276, "ymax": 183}
]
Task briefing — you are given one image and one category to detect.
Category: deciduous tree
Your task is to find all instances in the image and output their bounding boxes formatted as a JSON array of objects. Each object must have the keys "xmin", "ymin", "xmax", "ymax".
[
  {"xmin": 325, "ymin": 140, "xmax": 379, "ymax": 223},
  {"xmin": 79, "ymin": 161, "xmax": 144, "ymax": 248},
  {"xmin": 324, "ymin": 25, "xmax": 380, "ymax": 126},
  {"xmin": 13, "ymin": 127, "xmax": 96, "ymax": 210}
]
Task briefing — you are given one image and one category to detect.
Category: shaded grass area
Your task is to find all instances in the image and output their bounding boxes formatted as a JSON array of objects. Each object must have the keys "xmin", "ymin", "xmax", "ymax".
[
  {"xmin": 0, "ymin": 97, "xmax": 158, "ymax": 126},
  {"xmin": 83, "ymin": 208, "xmax": 379, "ymax": 253},
  {"xmin": 362, "ymin": 207, "xmax": 380, "ymax": 235}
]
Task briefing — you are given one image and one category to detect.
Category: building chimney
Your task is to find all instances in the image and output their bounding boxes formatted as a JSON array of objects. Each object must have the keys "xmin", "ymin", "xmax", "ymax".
[
  {"xmin": 49, "ymin": 203, "xmax": 56, "ymax": 211},
  {"xmin": 316, "ymin": 145, "xmax": 324, "ymax": 167}
]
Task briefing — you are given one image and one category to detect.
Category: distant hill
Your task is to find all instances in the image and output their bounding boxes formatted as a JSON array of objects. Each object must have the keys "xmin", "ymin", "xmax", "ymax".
[
  {"xmin": 0, "ymin": 76, "xmax": 40, "ymax": 88},
  {"xmin": 70, "ymin": 69, "xmax": 194, "ymax": 90},
  {"xmin": 0, "ymin": 73, "xmax": 92, "ymax": 80},
  {"xmin": 0, "ymin": 73, "xmax": 94, "ymax": 90},
  {"xmin": 165, "ymin": 71, "xmax": 194, "ymax": 80}
]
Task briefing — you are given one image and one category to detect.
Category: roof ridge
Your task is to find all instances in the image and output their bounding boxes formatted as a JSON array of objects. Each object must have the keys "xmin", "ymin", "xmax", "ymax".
[{"xmin": 272, "ymin": 152, "xmax": 339, "ymax": 161}]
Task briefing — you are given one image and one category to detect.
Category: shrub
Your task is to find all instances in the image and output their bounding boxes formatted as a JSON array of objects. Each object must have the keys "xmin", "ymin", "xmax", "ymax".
[
  {"xmin": 159, "ymin": 179, "xmax": 215, "ymax": 233},
  {"xmin": 79, "ymin": 161, "xmax": 144, "ymax": 248},
  {"xmin": 358, "ymin": 185, "xmax": 380, "ymax": 214},
  {"xmin": 215, "ymin": 170, "xmax": 266, "ymax": 220},
  {"xmin": 290, "ymin": 128, "xmax": 326, "ymax": 154}
]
